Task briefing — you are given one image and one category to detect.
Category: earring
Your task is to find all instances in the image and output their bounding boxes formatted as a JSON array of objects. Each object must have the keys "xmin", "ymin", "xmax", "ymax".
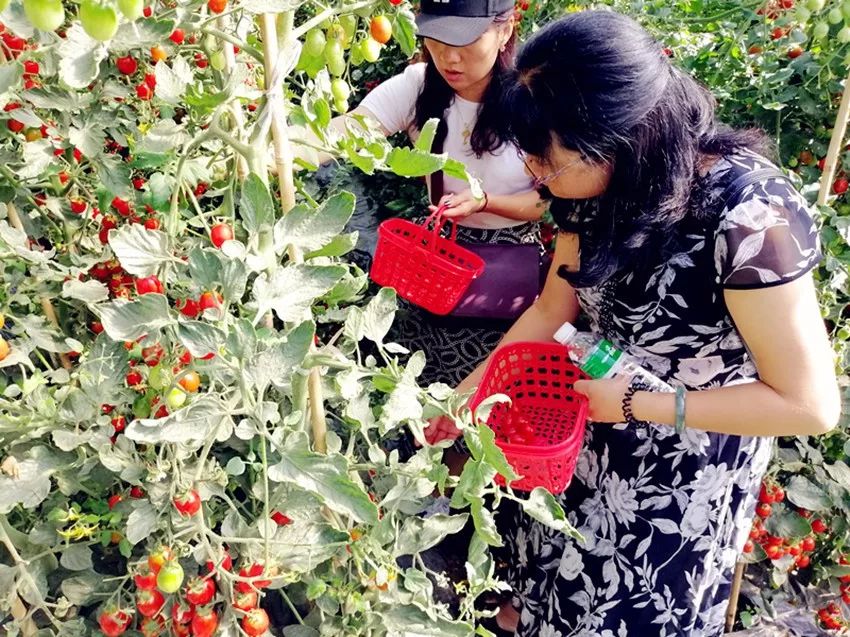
[{"xmin": 500, "ymin": 44, "xmax": 506, "ymax": 52}]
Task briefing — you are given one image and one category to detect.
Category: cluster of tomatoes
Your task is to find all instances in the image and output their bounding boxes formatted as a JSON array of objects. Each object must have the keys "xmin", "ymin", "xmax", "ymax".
[
  {"xmin": 818, "ymin": 601, "xmax": 848, "ymax": 631},
  {"xmin": 795, "ymin": 149, "xmax": 850, "ymax": 195},
  {"xmin": 514, "ymin": 0, "xmax": 531, "ymax": 22},
  {"xmin": 98, "ymin": 545, "xmax": 274, "ymax": 637},
  {"xmin": 496, "ymin": 411, "xmax": 538, "ymax": 446}
]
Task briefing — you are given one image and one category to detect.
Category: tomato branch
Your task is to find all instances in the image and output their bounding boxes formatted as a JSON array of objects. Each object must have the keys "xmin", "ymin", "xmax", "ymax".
[{"xmin": 201, "ymin": 26, "xmax": 263, "ymax": 64}]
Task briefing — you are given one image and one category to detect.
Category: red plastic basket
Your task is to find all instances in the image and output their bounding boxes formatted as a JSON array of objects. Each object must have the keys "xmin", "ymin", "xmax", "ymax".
[
  {"xmin": 469, "ymin": 342, "xmax": 589, "ymax": 494},
  {"xmin": 370, "ymin": 208, "xmax": 485, "ymax": 315}
]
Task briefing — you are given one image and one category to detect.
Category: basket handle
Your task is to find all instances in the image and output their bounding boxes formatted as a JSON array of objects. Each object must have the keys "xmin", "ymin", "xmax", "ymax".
[{"xmin": 414, "ymin": 205, "xmax": 457, "ymax": 251}]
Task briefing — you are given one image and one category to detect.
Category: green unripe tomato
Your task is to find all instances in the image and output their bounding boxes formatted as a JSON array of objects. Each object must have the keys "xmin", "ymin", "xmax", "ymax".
[
  {"xmin": 806, "ymin": 0, "xmax": 825, "ymax": 10},
  {"xmin": 117, "ymin": 0, "xmax": 144, "ymax": 20},
  {"xmin": 166, "ymin": 387, "xmax": 187, "ymax": 410},
  {"xmin": 839, "ymin": 25, "xmax": 850, "ymax": 42},
  {"xmin": 828, "ymin": 7, "xmax": 843, "ymax": 23},
  {"xmin": 333, "ymin": 98, "xmax": 349, "ymax": 114},
  {"xmin": 203, "ymin": 33, "xmax": 219, "ymax": 56},
  {"xmin": 23, "ymin": 0, "xmax": 65, "ymax": 32},
  {"xmin": 360, "ymin": 37, "xmax": 382, "ymax": 63},
  {"xmin": 339, "ymin": 15, "xmax": 357, "ymax": 42},
  {"xmin": 331, "ymin": 78, "xmax": 351, "ymax": 102},
  {"xmin": 156, "ymin": 561, "xmax": 184, "ymax": 594},
  {"xmin": 813, "ymin": 20, "xmax": 830, "ymax": 39},
  {"xmin": 324, "ymin": 40, "xmax": 346, "ymax": 76},
  {"xmin": 304, "ymin": 28, "xmax": 327, "ymax": 57},
  {"xmin": 326, "ymin": 22, "xmax": 346, "ymax": 43},
  {"xmin": 843, "ymin": 0, "xmax": 850, "ymax": 19},
  {"xmin": 79, "ymin": 0, "xmax": 119, "ymax": 41},
  {"xmin": 148, "ymin": 365, "xmax": 170, "ymax": 391},
  {"xmin": 0, "ymin": 0, "xmax": 9, "ymax": 12},
  {"xmin": 210, "ymin": 50, "xmax": 226, "ymax": 70}
]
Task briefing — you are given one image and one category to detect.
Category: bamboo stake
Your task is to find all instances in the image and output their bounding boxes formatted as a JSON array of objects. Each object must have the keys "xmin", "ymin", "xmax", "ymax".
[
  {"xmin": 725, "ymin": 561, "xmax": 747, "ymax": 632},
  {"xmin": 6, "ymin": 203, "xmax": 73, "ymax": 371},
  {"xmin": 258, "ymin": 12, "xmax": 328, "ymax": 454},
  {"xmin": 817, "ymin": 66, "xmax": 850, "ymax": 206}
]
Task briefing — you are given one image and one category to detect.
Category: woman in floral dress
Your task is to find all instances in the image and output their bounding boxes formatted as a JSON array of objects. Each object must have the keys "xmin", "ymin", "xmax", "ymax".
[{"xmin": 426, "ymin": 10, "xmax": 841, "ymax": 636}]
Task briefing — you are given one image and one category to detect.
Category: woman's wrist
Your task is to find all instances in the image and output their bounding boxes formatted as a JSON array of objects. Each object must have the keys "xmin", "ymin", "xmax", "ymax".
[
  {"xmin": 633, "ymin": 390, "xmax": 677, "ymax": 426},
  {"xmin": 477, "ymin": 191, "xmax": 489, "ymax": 213}
]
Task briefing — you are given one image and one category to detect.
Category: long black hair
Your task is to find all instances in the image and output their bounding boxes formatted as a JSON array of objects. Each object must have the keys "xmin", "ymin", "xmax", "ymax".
[
  {"xmin": 414, "ymin": 11, "xmax": 517, "ymax": 157},
  {"xmin": 502, "ymin": 10, "xmax": 772, "ymax": 287}
]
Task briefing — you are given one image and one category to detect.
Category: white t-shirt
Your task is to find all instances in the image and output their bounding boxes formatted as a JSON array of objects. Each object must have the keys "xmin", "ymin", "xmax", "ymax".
[{"xmin": 359, "ymin": 63, "xmax": 534, "ymax": 229}]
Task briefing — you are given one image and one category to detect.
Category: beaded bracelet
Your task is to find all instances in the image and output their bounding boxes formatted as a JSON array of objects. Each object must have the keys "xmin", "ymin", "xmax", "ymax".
[{"xmin": 622, "ymin": 379, "xmax": 650, "ymax": 426}]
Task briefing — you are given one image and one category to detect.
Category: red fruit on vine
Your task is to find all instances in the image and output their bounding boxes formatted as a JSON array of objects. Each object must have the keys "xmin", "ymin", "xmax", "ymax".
[
  {"xmin": 135, "ymin": 588, "xmax": 165, "ymax": 617},
  {"xmin": 812, "ymin": 518, "xmax": 828, "ymax": 533},
  {"xmin": 232, "ymin": 590, "xmax": 259, "ymax": 611},
  {"xmin": 143, "ymin": 218, "xmax": 159, "ymax": 230},
  {"xmin": 206, "ymin": 550, "xmax": 233, "ymax": 573},
  {"xmin": 23, "ymin": 60, "xmax": 39, "ymax": 76},
  {"xmin": 271, "ymin": 511, "xmax": 292, "ymax": 526},
  {"xmin": 743, "ymin": 540, "xmax": 754, "ymax": 553},
  {"xmin": 771, "ymin": 26, "xmax": 785, "ymax": 39},
  {"xmin": 184, "ymin": 576, "xmax": 216, "ymax": 605},
  {"xmin": 136, "ymin": 83, "xmax": 152, "ymax": 100},
  {"xmin": 147, "ymin": 545, "xmax": 173, "ymax": 574},
  {"xmin": 111, "ymin": 196, "xmax": 131, "ymax": 216},
  {"xmin": 132, "ymin": 176, "xmax": 146, "ymax": 189},
  {"xmin": 91, "ymin": 320, "xmax": 104, "ymax": 334},
  {"xmin": 144, "ymin": 73, "xmax": 156, "ymax": 89},
  {"xmin": 756, "ymin": 502, "xmax": 772, "ymax": 518},
  {"xmin": 142, "ymin": 344, "xmax": 164, "ymax": 366},
  {"xmin": 171, "ymin": 600, "xmax": 194, "ymax": 625},
  {"xmin": 70, "ymin": 199, "xmax": 87, "ymax": 214},
  {"xmin": 107, "ymin": 493, "xmax": 123, "ymax": 509},
  {"xmin": 236, "ymin": 563, "xmax": 271, "ymax": 593},
  {"xmin": 139, "ymin": 616, "xmax": 165, "ymax": 637},
  {"xmin": 116, "ymin": 55, "xmax": 137, "ymax": 75},
  {"xmin": 130, "ymin": 486, "xmax": 144, "ymax": 498},
  {"xmin": 98, "ymin": 606, "xmax": 133, "ymax": 637},
  {"xmin": 150, "ymin": 45, "xmax": 167, "ymax": 62},
  {"xmin": 190, "ymin": 606, "xmax": 219, "ymax": 637},
  {"xmin": 210, "ymin": 222, "xmax": 234, "ymax": 248},
  {"xmin": 772, "ymin": 486, "xmax": 784, "ymax": 503},
  {"xmin": 194, "ymin": 182, "xmax": 207, "ymax": 196},
  {"xmin": 765, "ymin": 544, "xmax": 782, "ymax": 560},
  {"xmin": 759, "ymin": 483, "xmax": 773, "ymax": 503},
  {"xmin": 843, "ymin": 591, "xmax": 850, "ymax": 604},
  {"xmin": 126, "ymin": 370, "xmax": 143, "ymax": 386},
  {"xmin": 179, "ymin": 350, "xmax": 192, "ymax": 366},
  {"xmin": 195, "ymin": 53, "xmax": 209, "ymax": 69},
  {"xmin": 111, "ymin": 416, "xmax": 126, "ymax": 432},
  {"xmin": 802, "ymin": 535, "xmax": 816, "ymax": 551},
  {"xmin": 199, "ymin": 290, "xmax": 223, "ymax": 312},
  {"xmin": 795, "ymin": 554, "xmax": 811, "ymax": 568},
  {"xmin": 787, "ymin": 46, "xmax": 803, "ymax": 59},
  {"xmin": 143, "ymin": 5, "xmax": 151, "ymax": 16},
  {"xmin": 177, "ymin": 298, "xmax": 200, "ymax": 318},
  {"xmin": 788, "ymin": 543, "xmax": 801, "ymax": 556},
  {"xmin": 169, "ymin": 28, "xmax": 184, "ymax": 44},
  {"xmin": 833, "ymin": 178, "xmax": 848, "ymax": 195},
  {"xmin": 135, "ymin": 275, "xmax": 162, "ymax": 295},
  {"xmin": 154, "ymin": 404, "xmax": 168, "ymax": 418},
  {"xmin": 173, "ymin": 489, "xmax": 201, "ymax": 517},
  {"xmin": 242, "ymin": 608, "xmax": 269, "ymax": 636},
  {"xmin": 7, "ymin": 118, "xmax": 24, "ymax": 133},
  {"xmin": 207, "ymin": 0, "xmax": 227, "ymax": 12},
  {"xmin": 817, "ymin": 158, "xmax": 826, "ymax": 171},
  {"xmin": 134, "ymin": 567, "xmax": 157, "ymax": 590}
]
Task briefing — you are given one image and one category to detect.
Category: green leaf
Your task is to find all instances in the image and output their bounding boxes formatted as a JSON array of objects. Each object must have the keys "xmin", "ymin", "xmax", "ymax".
[
  {"xmin": 78, "ymin": 335, "xmax": 128, "ymax": 405},
  {"xmin": 0, "ymin": 63, "xmax": 22, "ymax": 97},
  {"xmin": 274, "ymin": 521, "xmax": 348, "ymax": 573},
  {"xmin": 99, "ymin": 294, "xmax": 173, "ymax": 341},
  {"xmin": 177, "ymin": 322, "xmax": 224, "ymax": 358},
  {"xmin": 247, "ymin": 321, "xmax": 315, "ymax": 391},
  {"xmin": 125, "ymin": 397, "xmax": 230, "ymax": 445},
  {"xmin": 475, "ymin": 424, "xmax": 519, "ymax": 484},
  {"xmin": 765, "ymin": 510, "xmax": 812, "ymax": 540},
  {"xmin": 153, "ymin": 57, "xmax": 192, "ymax": 105},
  {"xmin": 450, "ymin": 460, "xmax": 496, "ymax": 510},
  {"xmin": 274, "ymin": 191, "xmax": 356, "ymax": 254},
  {"xmin": 226, "ymin": 319, "xmax": 258, "ymax": 362},
  {"xmin": 95, "ymin": 154, "xmax": 132, "ymax": 197},
  {"xmin": 146, "ymin": 173, "xmax": 173, "ymax": 207},
  {"xmin": 188, "ymin": 248, "xmax": 223, "ymax": 291},
  {"xmin": 363, "ymin": 287, "xmax": 397, "ymax": 345},
  {"xmin": 521, "ymin": 488, "xmax": 582, "ymax": 538},
  {"xmin": 414, "ymin": 118, "xmax": 439, "ymax": 153},
  {"xmin": 62, "ymin": 279, "xmax": 109, "ymax": 304},
  {"xmin": 306, "ymin": 232, "xmax": 358, "ymax": 259},
  {"xmin": 268, "ymin": 434, "xmax": 378, "ymax": 524},
  {"xmin": 395, "ymin": 513, "xmax": 469, "ymax": 556},
  {"xmin": 391, "ymin": 7, "xmax": 418, "ymax": 57},
  {"xmin": 383, "ymin": 605, "xmax": 473, "ymax": 637},
  {"xmin": 16, "ymin": 139, "xmax": 54, "ymax": 180},
  {"xmin": 0, "ymin": 450, "xmax": 59, "ymax": 513},
  {"xmin": 68, "ymin": 121, "xmax": 106, "ymax": 159},
  {"xmin": 221, "ymin": 258, "xmax": 248, "ymax": 301},
  {"xmin": 58, "ymin": 24, "xmax": 108, "ymax": 90},
  {"xmin": 108, "ymin": 224, "xmax": 171, "ymax": 277},
  {"xmin": 60, "ymin": 545, "xmax": 93, "ymax": 571},
  {"xmin": 470, "ymin": 499, "xmax": 502, "ymax": 546},
  {"xmin": 386, "ymin": 147, "xmax": 445, "ymax": 177},
  {"xmin": 126, "ymin": 500, "xmax": 160, "ymax": 545},
  {"xmin": 110, "ymin": 18, "xmax": 173, "ymax": 51},
  {"xmin": 240, "ymin": 173, "xmax": 275, "ymax": 233},
  {"xmin": 137, "ymin": 120, "xmax": 189, "ymax": 154},
  {"xmin": 253, "ymin": 264, "xmax": 345, "ymax": 324},
  {"xmin": 786, "ymin": 475, "xmax": 833, "ymax": 512}
]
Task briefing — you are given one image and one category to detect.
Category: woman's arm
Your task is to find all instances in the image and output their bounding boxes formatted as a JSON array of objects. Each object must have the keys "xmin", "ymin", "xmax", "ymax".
[
  {"xmin": 426, "ymin": 233, "xmax": 582, "ymax": 443},
  {"xmin": 578, "ymin": 274, "xmax": 841, "ymax": 437},
  {"xmin": 434, "ymin": 188, "xmax": 546, "ymax": 222}
]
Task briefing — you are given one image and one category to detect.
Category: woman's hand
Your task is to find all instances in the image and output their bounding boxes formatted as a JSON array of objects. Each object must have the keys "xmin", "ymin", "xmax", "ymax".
[
  {"xmin": 423, "ymin": 415, "xmax": 462, "ymax": 445},
  {"xmin": 573, "ymin": 377, "xmax": 631, "ymax": 423},
  {"xmin": 428, "ymin": 189, "xmax": 486, "ymax": 219}
]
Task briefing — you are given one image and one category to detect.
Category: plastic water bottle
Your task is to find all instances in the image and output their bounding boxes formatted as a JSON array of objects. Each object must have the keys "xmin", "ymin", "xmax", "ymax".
[{"xmin": 554, "ymin": 322, "xmax": 673, "ymax": 392}]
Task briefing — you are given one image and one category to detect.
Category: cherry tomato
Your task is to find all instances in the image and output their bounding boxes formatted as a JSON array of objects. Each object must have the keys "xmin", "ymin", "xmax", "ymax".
[
  {"xmin": 165, "ymin": 387, "xmax": 187, "ymax": 410},
  {"xmin": 812, "ymin": 518, "xmax": 828, "ymax": 533},
  {"xmin": 126, "ymin": 370, "xmax": 143, "ymax": 387},
  {"xmin": 136, "ymin": 83, "xmax": 153, "ymax": 100},
  {"xmin": 108, "ymin": 493, "xmax": 123, "ymax": 509},
  {"xmin": 796, "ymin": 554, "xmax": 811, "ymax": 568},
  {"xmin": 117, "ymin": 0, "xmax": 144, "ymax": 19},
  {"xmin": 134, "ymin": 568, "xmax": 157, "ymax": 590},
  {"xmin": 70, "ymin": 198, "xmax": 87, "ymax": 214},
  {"xmin": 0, "ymin": 338, "xmax": 11, "ymax": 362},
  {"xmin": 116, "ymin": 55, "xmax": 138, "ymax": 75},
  {"xmin": 156, "ymin": 560, "xmax": 184, "ymax": 594},
  {"xmin": 207, "ymin": 0, "xmax": 227, "ymax": 13},
  {"xmin": 79, "ymin": 0, "xmax": 119, "ymax": 41},
  {"xmin": 98, "ymin": 606, "xmax": 133, "ymax": 637},
  {"xmin": 173, "ymin": 489, "xmax": 201, "ymax": 517},
  {"xmin": 150, "ymin": 45, "xmax": 167, "ymax": 62},
  {"xmin": 802, "ymin": 535, "xmax": 816, "ymax": 551},
  {"xmin": 242, "ymin": 608, "xmax": 270, "ymax": 636},
  {"xmin": 184, "ymin": 576, "xmax": 216, "ymax": 605},
  {"xmin": 135, "ymin": 588, "xmax": 165, "ymax": 617},
  {"xmin": 756, "ymin": 503, "xmax": 772, "ymax": 518},
  {"xmin": 271, "ymin": 511, "xmax": 292, "ymax": 526},
  {"xmin": 169, "ymin": 28, "xmax": 184, "ymax": 44},
  {"xmin": 199, "ymin": 290, "xmax": 223, "ymax": 312},
  {"xmin": 147, "ymin": 545, "xmax": 173, "ymax": 573},
  {"xmin": 206, "ymin": 549, "xmax": 233, "ymax": 573},
  {"xmin": 833, "ymin": 178, "xmax": 849, "ymax": 195},
  {"xmin": 232, "ymin": 590, "xmax": 259, "ymax": 611},
  {"xmin": 210, "ymin": 222, "xmax": 234, "ymax": 248},
  {"xmin": 23, "ymin": 0, "xmax": 65, "ymax": 32},
  {"xmin": 177, "ymin": 298, "xmax": 200, "ymax": 318},
  {"xmin": 144, "ymin": 218, "xmax": 159, "ymax": 230},
  {"xmin": 178, "ymin": 371, "xmax": 200, "ymax": 393},
  {"xmin": 190, "ymin": 606, "xmax": 219, "ymax": 637},
  {"xmin": 139, "ymin": 616, "xmax": 165, "ymax": 637},
  {"xmin": 369, "ymin": 15, "xmax": 392, "ymax": 44},
  {"xmin": 135, "ymin": 275, "xmax": 162, "ymax": 295},
  {"xmin": 742, "ymin": 540, "xmax": 754, "ymax": 553},
  {"xmin": 171, "ymin": 599, "xmax": 194, "ymax": 625}
]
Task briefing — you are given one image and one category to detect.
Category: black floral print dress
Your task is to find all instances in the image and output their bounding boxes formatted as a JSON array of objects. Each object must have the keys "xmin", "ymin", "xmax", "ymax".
[{"xmin": 503, "ymin": 150, "xmax": 821, "ymax": 637}]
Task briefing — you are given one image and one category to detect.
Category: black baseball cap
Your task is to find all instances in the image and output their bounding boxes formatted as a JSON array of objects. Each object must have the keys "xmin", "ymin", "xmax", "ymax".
[{"xmin": 416, "ymin": 0, "xmax": 515, "ymax": 47}]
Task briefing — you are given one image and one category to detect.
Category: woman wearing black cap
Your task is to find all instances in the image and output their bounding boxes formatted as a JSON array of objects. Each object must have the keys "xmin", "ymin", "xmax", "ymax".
[
  {"xmin": 427, "ymin": 10, "xmax": 840, "ymax": 636},
  {"xmin": 341, "ymin": 0, "xmax": 547, "ymax": 388}
]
